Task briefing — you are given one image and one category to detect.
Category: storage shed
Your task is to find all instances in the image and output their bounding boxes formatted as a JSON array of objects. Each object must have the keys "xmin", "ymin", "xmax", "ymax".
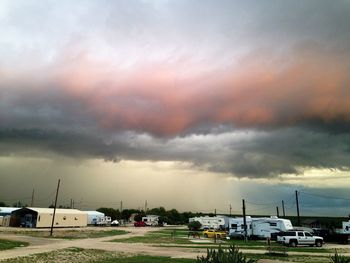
[{"xmin": 10, "ymin": 207, "xmax": 88, "ymax": 228}]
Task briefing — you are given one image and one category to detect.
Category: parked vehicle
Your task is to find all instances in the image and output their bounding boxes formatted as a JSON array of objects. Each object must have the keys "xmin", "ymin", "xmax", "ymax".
[
  {"xmin": 142, "ymin": 215, "xmax": 159, "ymax": 226},
  {"xmin": 203, "ymin": 229, "xmax": 227, "ymax": 239},
  {"xmin": 111, "ymin": 220, "xmax": 119, "ymax": 226},
  {"xmin": 96, "ymin": 216, "xmax": 112, "ymax": 226},
  {"xmin": 189, "ymin": 216, "xmax": 228, "ymax": 230},
  {"xmin": 228, "ymin": 216, "xmax": 293, "ymax": 240},
  {"xmin": 277, "ymin": 230, "xmax": 323, "ymax": 247},
  {"xmin": 134, "ymin": 221, "xmax": 146, "ymax": 227}
]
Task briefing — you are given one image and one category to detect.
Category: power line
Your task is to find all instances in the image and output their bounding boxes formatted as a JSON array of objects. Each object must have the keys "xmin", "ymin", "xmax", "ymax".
[{"xmin": 300, "ymin": 191, "xmax": 350, "ymax": 201}]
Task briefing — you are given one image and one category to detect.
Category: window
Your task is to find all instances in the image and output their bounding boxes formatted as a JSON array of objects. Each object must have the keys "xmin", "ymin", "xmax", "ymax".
[
  {"xmin": 231, "ymin": 224, "xmax": 237, "ymax": 229},
  {"xmin": 305, "ymin": 232, "xmax": 312, "ymax": 237},
  {"xmin": 269, "ymin": 222, "xmax": 277, "ymax": 227},
  {"xmin": 297, "ymin": 232, "xmax": 304, "ymax": 237}
]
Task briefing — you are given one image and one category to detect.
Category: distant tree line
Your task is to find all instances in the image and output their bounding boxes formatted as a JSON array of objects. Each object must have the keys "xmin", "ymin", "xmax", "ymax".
[{"xmin": 96, "ymin": 206, "xmax": 204, "ymax": 225}]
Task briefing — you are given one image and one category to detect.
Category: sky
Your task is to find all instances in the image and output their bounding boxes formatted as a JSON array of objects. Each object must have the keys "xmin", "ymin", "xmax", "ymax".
[{"xmin": 1, "ymin": 0, "xmax": 350, "ymax": 217}]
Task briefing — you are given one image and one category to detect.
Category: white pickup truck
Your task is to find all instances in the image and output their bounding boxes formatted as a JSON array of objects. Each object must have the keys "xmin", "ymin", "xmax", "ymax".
[{"xmin": 277, "ymin": 231, "xmax": 323, "ymax": 247}]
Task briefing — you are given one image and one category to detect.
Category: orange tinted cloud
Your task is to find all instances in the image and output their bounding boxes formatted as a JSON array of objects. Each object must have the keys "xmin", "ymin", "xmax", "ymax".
[{"xmin": 55, "ymin": 46, "xmax": 350, "ymax": 135}]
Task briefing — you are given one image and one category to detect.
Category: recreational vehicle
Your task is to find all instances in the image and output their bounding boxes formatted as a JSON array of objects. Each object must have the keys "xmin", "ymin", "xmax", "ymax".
[
  {"xmin": 189, "ymin": 216, "xmax": 228, "ymax": 230},
  {"xmin": 228, "ymin": 216, "xmax": 293, "ymax": 239},
  {"xmin": 142, "ymin": 215, "xmax": 159, "ymax": 226}
]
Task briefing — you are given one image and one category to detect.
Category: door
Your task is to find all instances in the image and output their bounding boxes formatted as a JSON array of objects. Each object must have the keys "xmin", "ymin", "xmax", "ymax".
[{"xmin": 297, "ymin": 231, "xmax": 306, "ymax": 245}]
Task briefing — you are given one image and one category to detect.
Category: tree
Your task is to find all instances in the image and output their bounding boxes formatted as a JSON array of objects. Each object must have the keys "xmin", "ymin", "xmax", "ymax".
[{"xmin": 188, "ymin": 221, "xmax": 202, "ymax": 231}]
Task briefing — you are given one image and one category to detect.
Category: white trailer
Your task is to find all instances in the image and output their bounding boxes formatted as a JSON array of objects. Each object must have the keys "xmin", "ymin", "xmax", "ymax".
[
  {"xmin": 228, "ymin": 216, "xmax": 293, "ymax": 239},
  {"xmin": 337, "ymin": 220, "xmax": 350, "ymax": 234},
  {"xmin": 228, "ymin": 216, "xmax": 253, "ymax": 238},
  {"xmin": 142, "ymin": 215, "xmax": 159, "ymax": 226},
  {"xmin": 189, "ymin": 216, "xmax": 227, "ymax": 230},
  {"xmin": 251, "ymin": 217, "xmax": 293, "ymax": 238}
]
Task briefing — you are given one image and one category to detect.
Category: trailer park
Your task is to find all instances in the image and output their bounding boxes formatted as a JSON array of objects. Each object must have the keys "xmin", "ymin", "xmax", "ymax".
[{"xmin": 1, "ymin": 206, "xmax": 350, "ymax": 263}]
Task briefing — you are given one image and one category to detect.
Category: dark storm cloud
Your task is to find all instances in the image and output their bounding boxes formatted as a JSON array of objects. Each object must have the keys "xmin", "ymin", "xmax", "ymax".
[
  {"xmin": 1, "ymin": 127, "xmax": 350, "ymax": 178},
  {"xmin": 1, "ymin": 0, "xmax": 350, "ymax": 178}
]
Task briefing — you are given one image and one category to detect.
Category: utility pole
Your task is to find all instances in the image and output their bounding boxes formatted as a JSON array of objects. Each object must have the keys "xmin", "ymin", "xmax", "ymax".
[
  {"xmin": 70, "ymin": 199, "xmax": 73, "ymax": 209},
  {"xmin": 72, "ymin": 200, "xmax": 75, "ymax": 209},
  {"xmin": 31, "ymin": 188, "xmax": 35, "ymax": 207},
  {"xmin": 120, "ymin": 200, "xmax": 123, "ymax": 212},
  {"xmin": 295, "ymin": 190, "xmax": 300, "ymax": 226},
  {"xmin": 145, "ymin": 200, "xmax": 148, "ymax": 212},
  {"xmin": 229, "ymin": 204, "xmax": 232, "ymax": 216},
  {"xmin": 50, "ymin": 179, "xmax": 61, "ymax": 236},
  {"xmin": 276, "ymin": 206, "xmax": 279, "ymax": 217},
  {"xmin": 282, "ymin": 200, "xmax": 285, "ymax": 217},
  {"xmin": 242, "ymin": 199, "xmax": 247, "ymax": 242}
]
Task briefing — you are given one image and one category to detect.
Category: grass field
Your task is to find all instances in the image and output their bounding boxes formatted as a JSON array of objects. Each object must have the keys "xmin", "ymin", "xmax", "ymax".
[
  {"xmin": 0, "ymin": 239, "xmax": 28, "ymax": 250},
  {"xmin": 0, "ymin": 248, "xmax": 197, "ymax": 263},
  {"xmin": 0, "ymin": 229, "xmax": 129, "ymax": 239}
]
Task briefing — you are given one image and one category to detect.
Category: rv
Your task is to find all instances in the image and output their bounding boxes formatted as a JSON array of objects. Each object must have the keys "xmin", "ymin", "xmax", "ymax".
[
  {"xmin": 189, "ymin": 216, "xmax": 228, "ymax": 230},
  {"xmin": 228, "ymin": 216, "xmax": 293, "ymax": 239},
  {"xmin": 142, "ymin": 215, "xmax": 159, "ymax": 226}
]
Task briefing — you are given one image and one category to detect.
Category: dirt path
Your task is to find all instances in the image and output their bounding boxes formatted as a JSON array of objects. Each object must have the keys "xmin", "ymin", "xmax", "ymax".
[{"xmin": 1, "ymin": 227, "xmax": 350, "ymax": 262}]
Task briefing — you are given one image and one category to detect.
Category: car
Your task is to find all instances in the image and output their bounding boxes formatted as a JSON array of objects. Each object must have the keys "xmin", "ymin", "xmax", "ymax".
[
  {"xmin": 134, "ymin": 221, "xmax": 146, "ymax": 227},
  {"xmin": 203, "ymin": 229, "xmax": 227, "ymax": 239},
  {"xmin": 111, "ymin": 220, "xmax": 119, "ymax": 226},
  {"xmin": 278, "ymin": 230, "xmax": 323, "ymax": 247}
]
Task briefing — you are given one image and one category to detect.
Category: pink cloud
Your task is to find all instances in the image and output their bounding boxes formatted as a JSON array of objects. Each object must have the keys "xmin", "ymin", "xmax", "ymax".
[{"xmin": 53, "ymin": 47, "xmax": 350, "ymax": 135}]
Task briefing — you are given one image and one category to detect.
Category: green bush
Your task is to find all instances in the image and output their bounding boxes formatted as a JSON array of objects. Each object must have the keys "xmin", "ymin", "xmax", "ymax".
[
  {"xmin": 331, "ymin": 250, "xmax": 350, "ymax": 263},
  {"xmin": 197, "ymin": 245, "xmax": 256, "ymax": 263}
]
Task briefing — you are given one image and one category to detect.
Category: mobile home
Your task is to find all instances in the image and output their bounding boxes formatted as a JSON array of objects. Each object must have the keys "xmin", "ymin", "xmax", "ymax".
[{"xmin": 85, "ymin": 211, "xmax": 110, "ymax": 225}]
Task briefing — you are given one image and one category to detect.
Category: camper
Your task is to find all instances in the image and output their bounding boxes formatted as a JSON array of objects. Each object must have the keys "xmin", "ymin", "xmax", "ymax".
[
  {"xmin": 228, "ymin": 216, "xmax": 293, "ymax": 239},
  {"xmin": 228, "ymin": 216, "xmax": 253, "ymax": 238},
  {"xmin": 85, "ymin": 211, "xmax": 111, "ymax": 226},
  {"xmin": 189, "ymin": 216, "xmax": 228, "ymax": 230},
  {"xmin": 337, "ymin": 220, "xmax": 350, "ymax": 234},
  {"xmin": 142, "ymin": 215, "xmax": 159, "ymax": 226}
]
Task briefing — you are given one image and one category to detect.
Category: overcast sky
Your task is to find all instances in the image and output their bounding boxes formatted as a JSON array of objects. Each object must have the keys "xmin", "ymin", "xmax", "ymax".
[{"xmin": 1, "ymin": 0, "xmax": 350, "ymax": 216}]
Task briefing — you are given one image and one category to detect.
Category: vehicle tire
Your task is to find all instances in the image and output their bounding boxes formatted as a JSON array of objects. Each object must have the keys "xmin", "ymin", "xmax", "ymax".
[
  {"xmin": 204, "ymin": 234, "xmax": 208, "ymax": 238},
  {"xmin": 315, "ymin": 240, "xmax": 322, "ymax": 247},
  {"xmin": 289, "ymin": 240, "xmax": 297, "ymax": 247}
]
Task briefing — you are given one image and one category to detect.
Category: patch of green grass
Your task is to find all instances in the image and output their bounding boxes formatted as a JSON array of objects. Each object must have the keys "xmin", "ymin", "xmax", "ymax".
[
  {"xmin": 95, "ymin": 255, "xmax": 196, "ymax": 263},
  {"xmin": 0, "ymin": 248, "xmax": 196, "ymax": 263},
  {"xmin": 54, "ymin": 229, "xmax": 130, "ymax": 239},
  {"xmin": 2, "ymin": 229, "xmax": 129, "ymax": 239},
  {"xmin": 249, "ymin": 253, "xmax": 331, "ymax": 263},
  {"xmin": 110, "ymin": 234, "xmax": 193, "ymax": 244},
  {"xmin": 0, "ymin": 239, "xmax": 28, "ymax": 250}
]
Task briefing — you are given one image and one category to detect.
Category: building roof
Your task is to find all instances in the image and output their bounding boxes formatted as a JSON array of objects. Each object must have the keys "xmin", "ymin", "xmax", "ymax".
[
  {"xmin": 0, "ymin": 207, "xmax": 20, "ymax": 213},
  {"xmin": 84, "ymin": 211, "xmax": 105, "ymax": 216},
  {"xmin": 13, "ymin": 207, "xmax": 87, "ymax": 215}
]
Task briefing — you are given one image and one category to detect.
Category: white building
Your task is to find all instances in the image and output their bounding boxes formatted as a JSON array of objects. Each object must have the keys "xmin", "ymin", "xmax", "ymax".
[
  {"xmin": 11, "ymin": 207, "xmax": 88, "ymax": 228},
  {"xmin": 0, "ymin": 207, "xmax": 20, "ymax": 216}
]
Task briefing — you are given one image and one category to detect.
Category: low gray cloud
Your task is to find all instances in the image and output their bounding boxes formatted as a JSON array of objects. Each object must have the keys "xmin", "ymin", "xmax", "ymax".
[{"xmin": 1, "ymin": 126, "xmax": 350, "ymax": 178}]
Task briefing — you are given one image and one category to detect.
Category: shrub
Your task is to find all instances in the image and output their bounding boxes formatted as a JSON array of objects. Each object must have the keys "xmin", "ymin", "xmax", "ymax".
[
  {"xmin": 331, "ymin": 250, "xmax": 350, "ymax": 263},
  {"xmin": 197, "ymin": 245, "xmax": 256, "ymax": 263}
]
